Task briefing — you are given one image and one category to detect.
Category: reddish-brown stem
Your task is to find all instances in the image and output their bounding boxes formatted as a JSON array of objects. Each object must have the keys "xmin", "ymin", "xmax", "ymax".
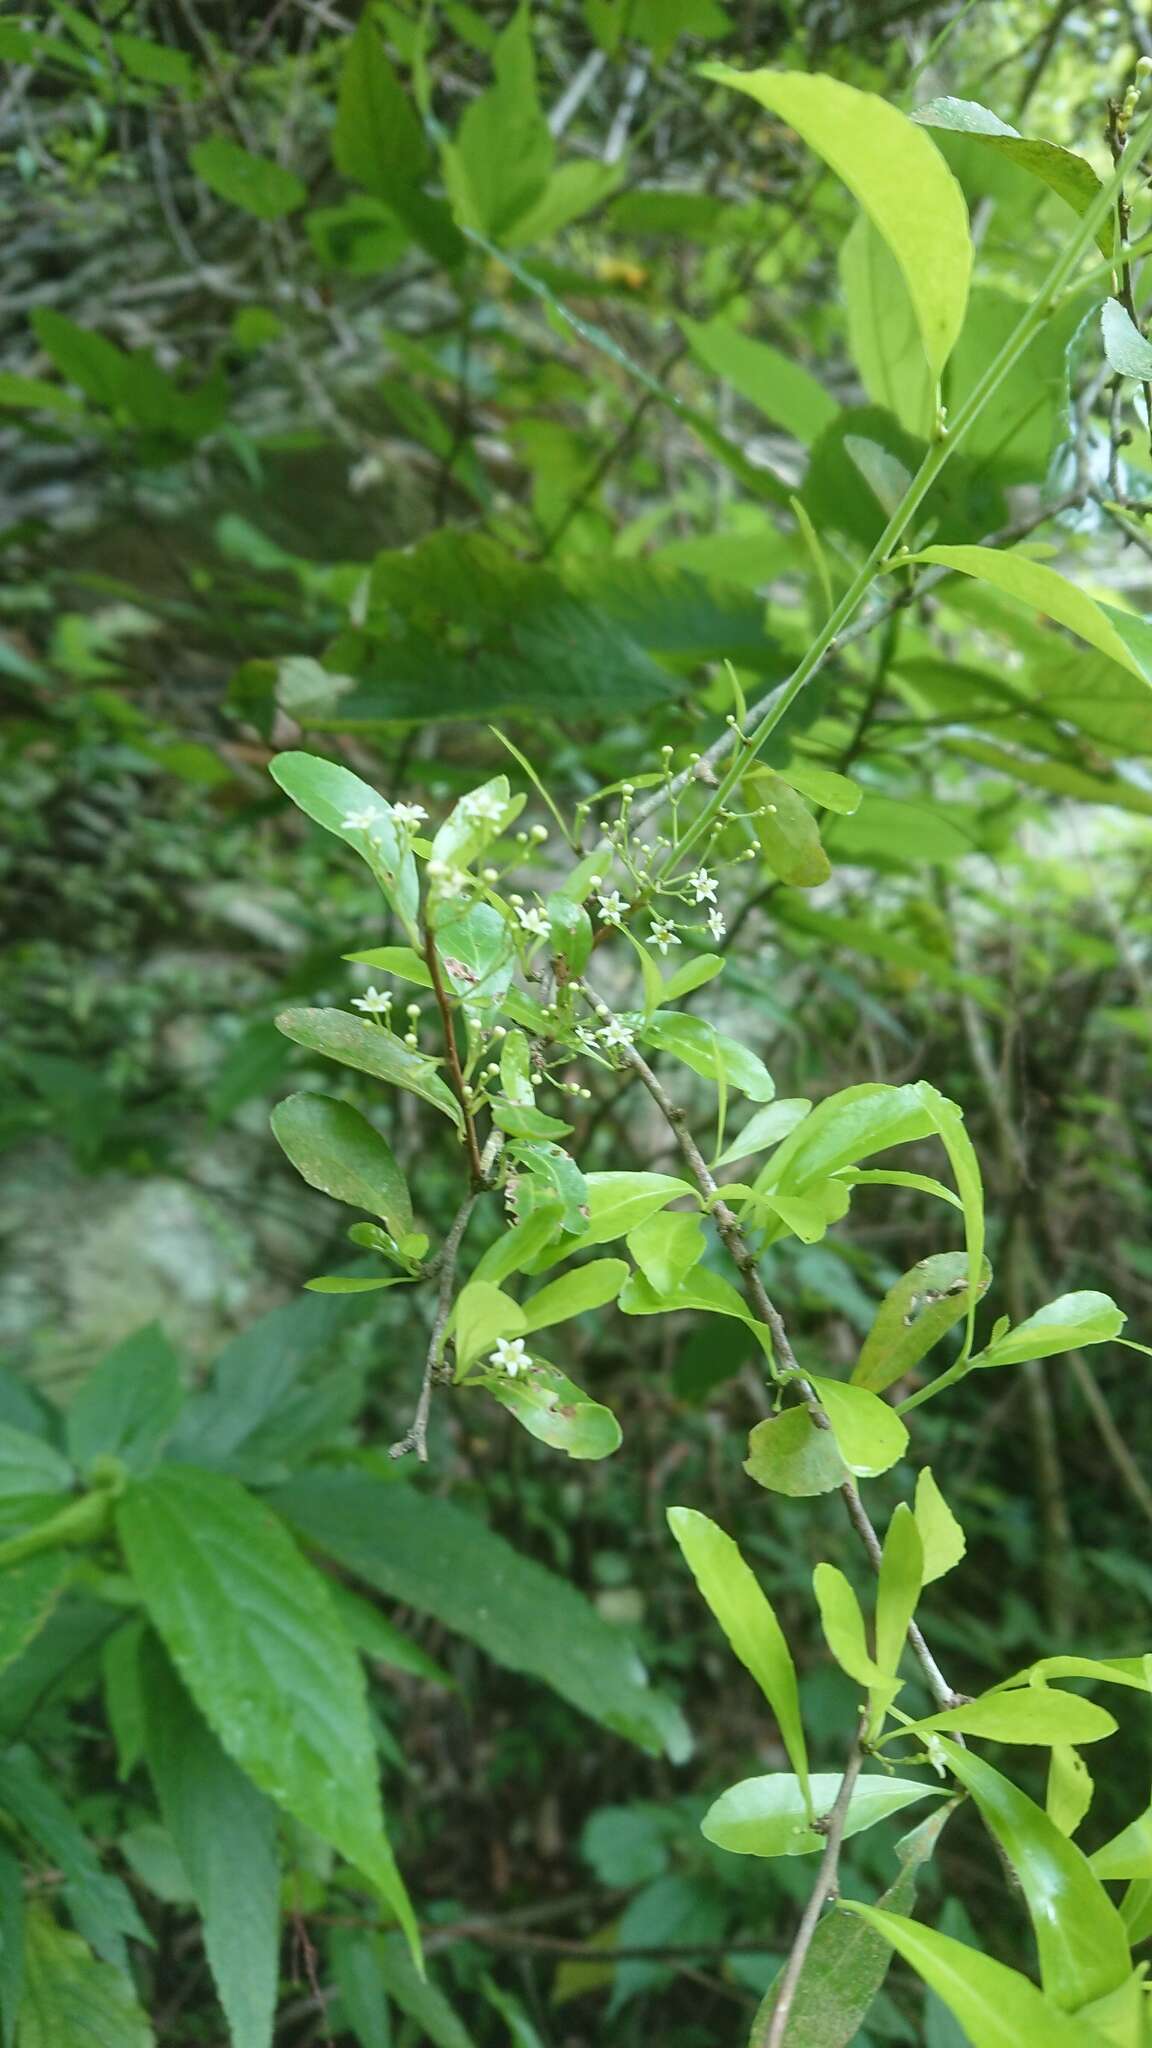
[{"xmin": 424, "ymin": 923, "xmax": 485, "ymax": 1185}]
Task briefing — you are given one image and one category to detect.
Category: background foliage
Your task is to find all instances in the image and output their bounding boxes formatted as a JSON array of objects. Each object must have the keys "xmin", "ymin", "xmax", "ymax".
[{"xmin": 2, "ymin": 0, "xmax": 1152, "ymax": 2042}]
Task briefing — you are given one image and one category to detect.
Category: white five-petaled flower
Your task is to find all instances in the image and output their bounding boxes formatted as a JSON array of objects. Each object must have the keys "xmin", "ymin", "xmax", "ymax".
[
  {"xmin": 392, "ymin": 801, "xmax": 428, "ymax": 831},
  {"xmin": 707, "ymin": 906, "xmax": 726, "ymax": 942},
  {"xmin": 516, "ymin": 905, "xmax": 550, "ymax": 939},
  {"xmin": 352, "ymin": 987, "xmax": 392, "ymax": 1016},
  {"xmin": 463, "ymin": 788, "xmax": 505, "ymax": 824},
  {"xmin": 342, "ymin": 806, "xmax": 382, "ymax": 832},
  {"xmin": 687, "ymin": 867, "xmax": 718, "ymax": 904},
  {"xmin": 648, "ymin": 918, "xmax": 681, "ymax": 956},
  {"xmin": 600, "ymin": 1018, "xmax": 635, "ymax": 1051},
  {"xmin": 596, "ymin": 889, "xmax": 627, "ymax": 925},
  {"xmin": 490, "ymin": 1336, "xmax": 529, "ymax": 1377},
  {"xmin": 575, "ymin": 1025, "xmax": 600, "ymax": 1053}
]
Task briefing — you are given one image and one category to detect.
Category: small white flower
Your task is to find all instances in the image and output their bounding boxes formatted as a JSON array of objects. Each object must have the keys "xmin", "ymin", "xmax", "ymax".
[
  {"xmin": 435, "ymin": 867, "xmax": 469, "ymax": 900},
  {"xmin": 348, "ymin": 453, "xmax": 386, "ymax": 495},
  {"xmin": 687, "ymin": 867, "xmax": 718, "ymax": 904},
  {"xmin": 516, "ymin": 906, "xmax": 550, "ymax": 939},
  {"xmin": 351, "ymin": 986, "xmax": 392, "ymax": 1016},
  {"xmin": 342, "ymin": 806, "xmax": 382, "ymax": 832},
  {"xmin": 596, "ymin": 889, "xmax": 628, "ymax": 925},
  {"xmin": 708, "ymin": 906, "xmax": 727, "ymax": 942},
  {"xmin": 491, "ymin": 1336, "xmax": 530, "ymax": 1377},
  {"xmin": 600, "ymin": 1018, "xmax": 635, "ymax": 1051},
  {"xmin": 392, "ymin": 801, "xmax": 428, "ymax": 831},
  {"xmin": 648, "ymin": 918, "xmax": 681, "ymax": 957},
  {"xmin": 575, "ymin": 1025, "xmax": 600, "ymax": 1054},
  {"xmin": 463, "ymin": 788, "xmax": 505, "ymax": 824}
]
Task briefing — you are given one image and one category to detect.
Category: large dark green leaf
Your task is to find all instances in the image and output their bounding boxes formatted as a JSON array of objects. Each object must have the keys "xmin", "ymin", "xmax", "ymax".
[
  {"xmin": 15, "ymin": 1907, "xmax": 153, "ymax": 2048},
  {"xmin": 65, "ymin": 1324, "xmax": 183, "ymax": 1477},
  {"xmin": 0, "ymin": 1748, "xmax": 147, "ymax": 1968},
  {"xmin": 320, "ymin": 533, "xmax": 677, "ymax": 722},
  {"xmin": 117, "ymin": 1466, "xmax": 417, "ymax": 1953},
  {"xmin": 274, "ymin": 1473, "xmax": 689, "ymax": 1759},
  {"xmin": 142, "ymin": 1642, "xmax": 280, "ymax": 2048}
]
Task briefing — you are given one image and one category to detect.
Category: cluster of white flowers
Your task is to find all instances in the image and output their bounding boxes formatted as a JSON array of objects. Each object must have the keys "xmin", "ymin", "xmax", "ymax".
[
  {"xmin": 342, "ymin": 800, "xmax": 428, "ymax": 839},
  {"xmin": 489, "ymin": 1336, "xmax": 529, "ymax": 1377},
  {"xmin": 427, "ymin": 859, "xmax": 469, "ymax": 899}
]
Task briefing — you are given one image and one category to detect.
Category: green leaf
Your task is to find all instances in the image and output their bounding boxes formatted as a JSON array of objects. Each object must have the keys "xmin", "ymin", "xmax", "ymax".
[
  {"xmin": 0, "ymin": 1843, "xmax": 21, "ymax": 2048},
  {"xmin": 761, "ymin": 1083, "xmax": 935, "ymax": 1196},
  {"xmin": 112, "ymin": 31, "xmax": 197, "ymax": 89},
  {"xmin": 702, "ymin": 1772, "xmax": 940, "ymax": 1858},
  {"xmin": 270, "ymin": 1093, "xmax": 412, "ymax": 1240},
  {"xmin": 744, "ymin": 1407, "xmax": 849, "ymax": 1497},
  {"xmin": 430, "ymin": 777, "xmax": 520, "ymax": 871},
  {"xmin": 333, "ymin": 16, "xmax": 428, "ymax": 196},
  {"xmin": 840, "ymin": 213, "xmax": 934, "ymax": 438},
  {"xmin": 813, "ymin": 1563, "xmax": 887, "ymax": 1687},
  {"xmin": 190, "ymin": 135, "xmax": 306, "ymax": 219},
  {"xmin": 377, "ymin": 1931, "xmax": 477, "ymax": 2048},
  {"xmin": 491, "ymin": 1100, "xmax": 572, "ymax": 1140},
  {"xmin": 275, "ymin": 1009, "xmax": 462, "ymax": 1130},
  {"xmin": 566, "ymin": 1172, "xmax": 697, "ymax": 1248},
  {"xmin": 1101, "ymin": 298, "xmax": 1152, "ymax": 379},
  {"xmin": 470, "ymin": 1206, "xmax": 566, "ymax": 1287},
  {"xmin": 887, "ymin": 1689, "xmax": 1118, "ymax": 1748},
  {"xmin": 274, "ymin": 1473, "xmax": 690, "ymax": 1760},
  {"xmin": 0, "ymin": 1748, "xmax": 146, "ymax": 1967},
  {"xmin": 546, "ymin": 894, "xmax": 593, "ymax": 975},
  {"xmin": 331, "ymin": 1583, "xmax": 452, "ymax": 1687},
  {"xmin": 853, "ymin": 1254, "xmax": 988, "ymax": 1396},
  {"xmin": 839, "ymin": 1906, "xmax": 1106, "ymax": 2046},
  {"xmin": 65, "ymin": 1323, "xmax": 183, "ymax": 1477},
  {"xmin": 714, "ymin": 1099, "xmax": 812, "ymax": 1169},
  {"xmin": 913, "ymin": 96, "xmax": 1111, "ymax": 255},
  {"xmin": 269, "ymin": 752, "xmax": 420, "ymax": 938},
  {"xmin": 30, "ymin": 311, "xmax": 128, "ymax": 409},
  {"xmin": 777, "ymin": 760, "xmax": 862, "ymax": 816},
  {"xmin": 142, "ymin": 1641, "xmax": 280, "ymax": 2048},
  {"xmin": 809, "ymin": 1375, "xmax": 909, "ymax": 1477},
  {"xmin": 0, "ymin": 1554, "xmax": 70, "ymax": 1678},
  {"xmin": 913, "ymin": 547, "xmax": 1152, "ymax": 689},
  {"xmin": 875, "ymin": 1505, "xmax": 923, "ymax": 1686},
  {"xmin": 452, "ymin": 1281, "xmax": 525, "ymax": 1373},
  {"xmin": 345, "ymin": 945, "xmax": 433, "ymax": 988},
  {"xmin": 748, "ymin": 769, "xmax": 831, "ymax": 887},
  {"xmin": 436, "ymin": 902, "xmax": 516, "ymax": 1004},
  {"xmin": 1047, "ymin": 1745, "xmax": 1093, "ymax": 1840},
  {"xmin": 703, "ymin": 66, "xmax": 971, "ymax": 376},
  {"xmin": 914, "ymin": 1469, "xmax": 967, "ymax": 1586},
  {"xmin": 116, "ymin": 1466, "xmax": 418, "ymax": 1954},
  {"xmin": 0, "ymin": 372, "xmax": 83, "ymax": 417},
  {"xmin": 669, "ymin": 1507, "xmax": 809, "ymax": 1801},
  {"xmin": 491, "ymin": 1364, "xmax": 622, "ymax": 1461},
  {"xmin": 506, "ymin": 158, "xmax": 622, "ymax": 246},
  {"xmin": 936, "ymin": 1744, "xmax": 1130, "ymax": 2011},
  {"xmin": 680, "ymin": 316, "xmax": 838, "ymax": 444},
  {"xmin": 913, "ymin": 1085, "xmax": 985, "ymax": 1357},
  {"xmin": 518, "ymin": 1259, "xmax": 628, "ymax": 1335},
  {"xmin": 1091, "ymin": 1808, "xmax": 1152, "ymax": 1882},
  {"xmin": 661, "ymin": 953, "xmax": 725, "ymax": 1004},
  {"xmin": 641, "ymin": 1011, "xmax": 775, "ymax": 1099},
  {"xmin": 329, "ymin": 1925, "xmax": 392, "ymax": 2048},
  {"xmin": 626, "ymin": 1212, "xmax": 705, "ymax": 1296},
  {"xmin": 442, "ymin": 4, "xmax": 552, "ymax": 238},
  {"xmin": 15, "ymin": 1906, "xmax": 154, "ymax": 2048},
  {"xmin": 975, "ymin": 1291, "xmax": 1125, "ymax": 1368},
  {"xmin": 0, "ymin": 1427, "xmax": 72, "ymax": 1501}
]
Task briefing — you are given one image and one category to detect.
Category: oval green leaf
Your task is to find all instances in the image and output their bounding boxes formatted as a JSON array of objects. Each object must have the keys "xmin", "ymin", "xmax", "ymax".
[
  {"xmin": 271, "ymin": 1093, "xmax": 412, "ymax": 1240},
  {"xmin": 702, "ymin": 1771, "xmax": 940, "ymax": 1858}
]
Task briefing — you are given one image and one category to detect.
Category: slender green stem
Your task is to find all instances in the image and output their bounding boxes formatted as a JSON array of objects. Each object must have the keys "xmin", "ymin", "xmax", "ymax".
[{"xmin": 666, "ymin": 102, "xmax": 1152, "ymax": 875}]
